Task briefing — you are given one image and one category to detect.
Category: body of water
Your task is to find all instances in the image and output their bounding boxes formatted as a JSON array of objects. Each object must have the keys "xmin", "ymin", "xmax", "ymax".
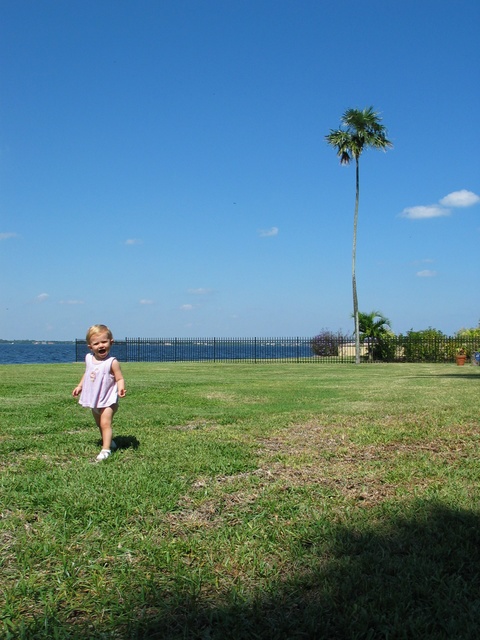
[
  {"xmin": 0, "ymin": 339, "xmax": 320, "ymax": 364},
  {"xmin": 0, "ymin": 343, "xmax": 77, "ymax": 364},
  {"xmin": 76, "ymin": 339, "xmax": 318, "ymax": 363}
]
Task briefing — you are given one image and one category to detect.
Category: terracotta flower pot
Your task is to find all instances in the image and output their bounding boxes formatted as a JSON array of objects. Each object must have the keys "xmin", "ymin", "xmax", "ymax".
[{"xmin": 456, "ymin": 354, "xmax": 467, "ymax": 366}]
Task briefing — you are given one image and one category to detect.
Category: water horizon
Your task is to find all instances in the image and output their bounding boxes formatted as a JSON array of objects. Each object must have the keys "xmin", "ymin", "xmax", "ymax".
[
  {"xmin": 0, "ymin": 343, "xmax": 77, "ymax": 364},
  {"xmin": 0, "ymin": 338, "xmax": 320, "ymax": 365}
]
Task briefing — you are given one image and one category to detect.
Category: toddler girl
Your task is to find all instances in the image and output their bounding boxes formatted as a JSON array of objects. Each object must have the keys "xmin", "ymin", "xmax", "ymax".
[{"xmin": 73, "ymin": 324, "xmax": 126, "ymax": 461}]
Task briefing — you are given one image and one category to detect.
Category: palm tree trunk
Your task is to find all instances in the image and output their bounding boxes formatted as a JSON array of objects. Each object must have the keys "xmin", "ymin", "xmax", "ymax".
[{"xmin": 353, "ymin": 158, "xmax": 360, "ymax": 364}]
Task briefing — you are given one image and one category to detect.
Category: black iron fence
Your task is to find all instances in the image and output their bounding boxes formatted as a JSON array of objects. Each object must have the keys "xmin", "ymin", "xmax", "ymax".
[{"xmin": 75, "ymin": 336, "xmax": 480, "ymax": 364}]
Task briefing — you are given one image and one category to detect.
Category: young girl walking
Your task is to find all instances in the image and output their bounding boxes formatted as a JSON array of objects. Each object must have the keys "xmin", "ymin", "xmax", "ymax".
[{"xmin": 72, "ymin": 324, "xmax": 126, "ymax": 461}]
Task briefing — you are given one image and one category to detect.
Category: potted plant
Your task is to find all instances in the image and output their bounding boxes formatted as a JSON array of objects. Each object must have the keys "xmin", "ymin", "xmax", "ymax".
[{"xmin": 455, "ymin": 346, "xmax": 467, "ymax": 366}]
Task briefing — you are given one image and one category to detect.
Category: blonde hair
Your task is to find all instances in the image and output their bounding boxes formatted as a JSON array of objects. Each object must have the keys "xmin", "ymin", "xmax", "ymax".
[{"xmin": 86, "ymin": 324, "xmax": 113, "ymax": 344}]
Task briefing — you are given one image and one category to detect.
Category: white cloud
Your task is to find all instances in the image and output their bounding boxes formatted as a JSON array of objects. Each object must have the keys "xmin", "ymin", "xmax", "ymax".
[
  {"xmin": 0, "ymin": 232, "xmax": 18, "ymax": 240},
  {"xmin": 180, "ymin": 304, "xmax": 194, "ymax": 311},
  {"xmin": 36, "ymin": 293, "xmax": 49, "ymax": 302},
  {"xmin": 400, "ymin": 205, "xmax": 450, "ymax": 220},
  {"xmin": 416, "ymin": 270, "xmax": 437, "ymax": 277},
  {"xmin": 439, "ymin": 190, "xmax": 480, "ymax": 208},
  {"xmin": 258, "ymin": 226, "xmax": 279, "ymax": 237},
  {"xmin": 187, "ymin": 288, "xmax": 212, "ymax": 295},
  {"xmin": 125, "ymin": 238, "xmax": 142, "ymax": 245},
  {"xmin": 400, "ymin": 189, "xmax": 480, "ymax": 220},
  {"xmin": 139, "ymin": 299, "xmax": 154, "ymax": 305}
]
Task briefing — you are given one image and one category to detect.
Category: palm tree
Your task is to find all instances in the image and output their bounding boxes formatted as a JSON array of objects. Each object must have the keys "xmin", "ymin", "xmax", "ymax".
[
  {"xmin": 358, "ymin": 310, "xmax": 391, "ymax": 362},
  {"xmin": 326, "ymin": 107, "xmax": 392, "ymax": 364}
]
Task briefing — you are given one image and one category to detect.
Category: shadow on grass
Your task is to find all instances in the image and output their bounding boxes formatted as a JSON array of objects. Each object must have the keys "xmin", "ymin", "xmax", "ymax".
[
  {"xmin": 412, "ymin": 373, "xmax": 480, "ymax": 379},
  {"xmin": 114, "ymin": 435, "xmax": 140, "ymax": 450},
  {"xmin": 18, "ymin": 502, "xmax": 480, "ymax": 639},
  {"xmin": 126, "ymin": 501, "xmax": 480, "ymax": 639},
  {"xmin": 96, "ymin": 435, "xmax": 140, "ymax": 450}
]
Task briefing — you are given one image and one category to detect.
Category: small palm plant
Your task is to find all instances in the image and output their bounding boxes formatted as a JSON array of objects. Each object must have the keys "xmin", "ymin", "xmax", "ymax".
[{"xmin": 358, "ymin": 310, "xmax": 392, "ymax": 362}]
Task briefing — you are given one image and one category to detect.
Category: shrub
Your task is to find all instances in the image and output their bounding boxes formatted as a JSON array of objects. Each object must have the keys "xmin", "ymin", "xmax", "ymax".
[
  {"xmin": 398, "ymin": 328, "xmax": 449, "ymax": 363},
  {"xmin": 455, "ymin": 326, "xmax": 480, "ymax": 358},
  {"xmin": 311, "ymin": 330, "xmax": 349, "ymax": 357},
  {"xmin": 371, "ymin": 332, "xmax": 399, "ymax": 362}
]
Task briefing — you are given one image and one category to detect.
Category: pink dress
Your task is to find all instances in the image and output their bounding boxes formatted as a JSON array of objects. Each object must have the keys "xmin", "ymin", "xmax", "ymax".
[{"xmin": 79, "ymin": 354, "xmax": 118, "ymax": 409}]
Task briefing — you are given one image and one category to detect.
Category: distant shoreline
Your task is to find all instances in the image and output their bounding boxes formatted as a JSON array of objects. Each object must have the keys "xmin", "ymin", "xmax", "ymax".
[{"xmin": 0, "ymin": 340, "xmax": 74, "ymax": 344}]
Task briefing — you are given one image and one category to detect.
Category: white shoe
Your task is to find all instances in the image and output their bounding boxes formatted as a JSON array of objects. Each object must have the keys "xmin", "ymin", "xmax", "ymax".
[{"xmin": 96, "ymin": 449, "xmax": 111, "ymax": 461}]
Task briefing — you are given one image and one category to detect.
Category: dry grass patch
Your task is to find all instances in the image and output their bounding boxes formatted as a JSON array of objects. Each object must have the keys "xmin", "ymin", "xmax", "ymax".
[
  {"xmin": 166, "ymin": 469, "xmax": 274, "ymax": 533},
  {"xmin": 256, "ymin": 418, "xmax": 478, "ymax": 501},
  {"xmin": 166, "ymin": 416, "xmax": 480, "ymax": 532}
]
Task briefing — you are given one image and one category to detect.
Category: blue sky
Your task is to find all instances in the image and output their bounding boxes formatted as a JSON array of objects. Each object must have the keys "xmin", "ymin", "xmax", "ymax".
[{"xmin": 1, "ymin": 0, "xmax": 479, "ymax": 341}]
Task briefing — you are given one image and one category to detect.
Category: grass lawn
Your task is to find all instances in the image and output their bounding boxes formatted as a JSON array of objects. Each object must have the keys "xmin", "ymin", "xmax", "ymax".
[{"xmin": 1, "ymin": 362, "xmax": 480, "ymax": 639}]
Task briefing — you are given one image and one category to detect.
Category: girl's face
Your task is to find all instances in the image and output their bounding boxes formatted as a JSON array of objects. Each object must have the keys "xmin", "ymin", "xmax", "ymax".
[{"xmin": 88, "ymin": 332, "xmax": 113, "ymax": 360}]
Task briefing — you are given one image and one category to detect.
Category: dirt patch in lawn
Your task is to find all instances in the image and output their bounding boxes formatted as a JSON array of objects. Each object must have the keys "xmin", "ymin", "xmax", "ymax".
[{"xmin": 166, "ymin": 417, "xmax": 477, "ymax": 531}]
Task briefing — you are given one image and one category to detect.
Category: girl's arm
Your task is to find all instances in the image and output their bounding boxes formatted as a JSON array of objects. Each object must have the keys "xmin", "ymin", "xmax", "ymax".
[
  {"xmin": 112, "ymin": 359, "xmax": 126, "ymax": 398},
  {"xmin": 72, "ymin": 374, "xmax": 85, "ymax": 397}
]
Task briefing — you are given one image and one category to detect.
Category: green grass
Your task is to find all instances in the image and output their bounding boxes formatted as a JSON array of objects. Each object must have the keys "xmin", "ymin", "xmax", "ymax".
[{"xmin": 1, "ymin": 362, "xmax": 480, "ymax": 638}]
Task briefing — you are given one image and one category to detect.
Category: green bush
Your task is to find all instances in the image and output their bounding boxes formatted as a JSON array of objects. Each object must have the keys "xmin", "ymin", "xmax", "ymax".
[
  {"xmin": 373, "ymin": 334, "xmax": 399, "ymax": 362},
  {"xmin": 455, "ymin": 326, "xmax": 480, "ymax": 359},
  {"xmin": 311, "ymin": 329, "xmax": 349, "ymax": 357},
  {"xmin": 398, "ymin": 328, "xmax": 450, "ymax": 363}
]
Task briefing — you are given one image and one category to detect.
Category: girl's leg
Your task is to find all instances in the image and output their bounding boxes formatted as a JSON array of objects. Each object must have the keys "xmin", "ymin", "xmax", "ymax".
[{"xmin": 92, "ymin": 405, "xmax": 117, "ymax": 451}]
